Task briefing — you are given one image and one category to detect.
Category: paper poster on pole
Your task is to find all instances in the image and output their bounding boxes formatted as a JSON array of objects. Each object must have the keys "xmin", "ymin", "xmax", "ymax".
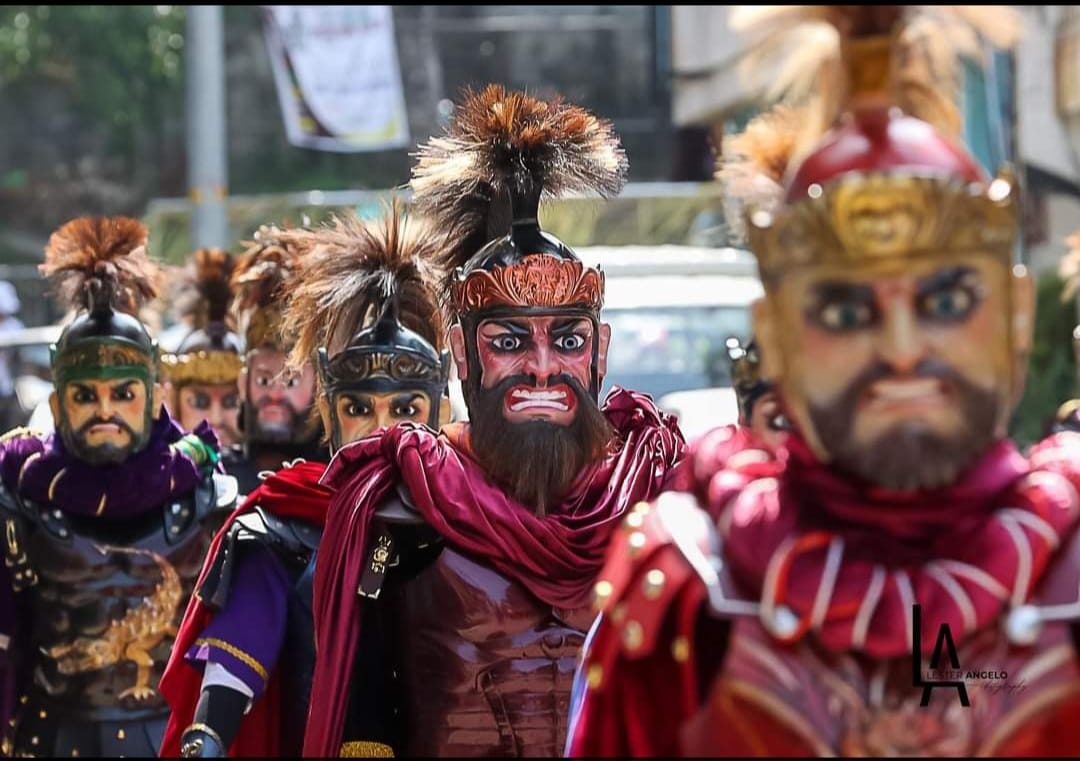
[{"xmin": 263, "ymin": 5, "xmax": 410, "ymax": 152}]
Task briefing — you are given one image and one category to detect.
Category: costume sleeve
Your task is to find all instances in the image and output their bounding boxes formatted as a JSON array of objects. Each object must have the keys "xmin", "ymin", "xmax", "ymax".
[
  {"xmin": 184, "ymin": 542, "xmax": 290, "ymax": 700},
  {"xmin": 339, "ymin": 596, "xmax": 399, "ymax": 756}
]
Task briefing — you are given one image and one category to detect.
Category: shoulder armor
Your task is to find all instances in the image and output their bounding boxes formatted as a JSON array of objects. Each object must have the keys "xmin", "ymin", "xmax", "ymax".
[
  {"xmin": 0, "ymin": 479, "xmax": 37, "ymax": 590},
  {"xmin": 198, "ymin": 506, "xmax": 321, "ymax": 610},
  {"xmin": 212, "ymin": 471, "xmax": 239, "ymax": 512},
  {"xmin": 247, "ymin": 504, "xmax": 322, "ymax": 555},
  {"xmin": 0, "ymin": 478, "xmax": 22, "ymax": 518},
  {"xmin": 1016, "ymin": 524, "xmax": 1080, "ymax": 637},
  {"xmin": 0, "ymin": 427, "xmax": 45, "ymax": 446},
  {"xmin": 1054, "ymin": 399, "xmax": 1080, "ymax": 432},
  {"xmin": 594, "ymin": 491, "xmax": 756, "ymax": 660},
  {"xmin": 374, "ymin": 483, "xmax": 426, "ymax": 526},
  {"xmin": 228, "ymin": 504, "xmax": 322, "ymax": 558}
]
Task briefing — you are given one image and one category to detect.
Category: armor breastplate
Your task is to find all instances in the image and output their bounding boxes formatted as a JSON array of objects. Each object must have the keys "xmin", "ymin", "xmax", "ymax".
[
  {"xmin": 393, "ymin": 546, "xmax": 594, "ymax": 757},
  {"xmin": 685, "ymin": 604, "xmax": 1080, "ymax": 756},
  {"xmin": 21, "ymin": 478, "xmax": 225, "ymax": 721}
]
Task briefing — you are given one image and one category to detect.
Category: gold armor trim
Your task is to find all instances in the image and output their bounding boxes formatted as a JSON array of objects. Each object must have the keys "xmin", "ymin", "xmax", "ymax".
[
  {"xmin": 194, "ymin": 637, "xmax": 269, "ymax": 683},
  {"xmin": 55, "ymin": 342, "xmax": 154, "ymax": 372},
  {"xmin": 340, "ymin": 741, "xmax": 395, "ymax": 757},
  {"xmin": 747, "ymin": 170, "xmax": 1019, "ymax": 281},
  {"xmin": 452, "ymin": 253, "xmax": 604, "ymax": 316},
  {"xmin": 45, "ymin": 545, "xmax": 182, "ymax": 701},
  {"xmin": 161, "ymin": 350, "xmax": 242, "ymax": 386}
]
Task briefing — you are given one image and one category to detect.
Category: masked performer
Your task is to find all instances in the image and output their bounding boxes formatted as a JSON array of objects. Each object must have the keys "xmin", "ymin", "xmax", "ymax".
[
  {"xmin": 225, "ymin": 228, "xmax": 322, "ymax": 495},
  {"xmin": 298, "ymin": 86, "xmax": 685, "ymax": 759},
  {"xmin": 162, "ymin": 249, "xmax": 244, "ymax": 448},
  {"xmin": 159, "ymin": 206, "xmax": 451, "ymax": 757},
  {"xmin": 566, "ymin": 7, "xmax": 1080, "ymax": 757},
  {"xmin": 0, "ymin": 217, "xmax": 235, "ymax": 758},
  {"xmin": 725, "ymin": 336, "xmax": 787, "ymax": 450}
]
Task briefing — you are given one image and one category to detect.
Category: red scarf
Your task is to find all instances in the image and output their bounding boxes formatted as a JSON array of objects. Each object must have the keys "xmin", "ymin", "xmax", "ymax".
[
  {"xmin": 304, "ymin": 388, "xmax": 684, "ymax": 757},
  {"xmin": 159, "ymin": 459, "xmax": 332, "ymax": 758},
  {"xmin": 696, "ymin": 431, "xmax": 1080, "ymax": 658}
]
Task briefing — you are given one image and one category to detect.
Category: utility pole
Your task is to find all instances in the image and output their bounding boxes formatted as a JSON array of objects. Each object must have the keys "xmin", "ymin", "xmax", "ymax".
[{"xmin": 186, "ymin": 5, "xmax": 229, "ymax": 248}]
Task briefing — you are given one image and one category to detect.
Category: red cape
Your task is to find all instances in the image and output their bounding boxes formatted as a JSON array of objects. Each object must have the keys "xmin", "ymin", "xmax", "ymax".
[
  {"xmin": 159, "ymin": 459, "xmax": 332, "ymax": 758},
  {"xmin": 303, "ymin": 387, "xmax": 685, "ymax": 757}
]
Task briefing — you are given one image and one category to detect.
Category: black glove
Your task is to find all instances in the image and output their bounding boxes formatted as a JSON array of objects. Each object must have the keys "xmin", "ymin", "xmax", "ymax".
[{"xmin": 180, "ymin": 684, "xmax": 250, "ymax": 757}]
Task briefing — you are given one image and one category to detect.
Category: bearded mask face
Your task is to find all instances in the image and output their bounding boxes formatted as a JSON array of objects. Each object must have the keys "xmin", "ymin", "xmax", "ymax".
[
  {"xmin": 51, "ymin": 376, "xmax": 155, "ymax": 465},
  {"xmin": 755, "ymin": 254, "xmax": 1033, "ymax": 491},
  {"xmin": 240, "ymin": 348, "xmax": 317, "ymax": 445},
  {"xmin": 450, "ymin": 314, "xmax": 614, "ymax": 514},
  {"xmin": 175, "ymin": 382, "xmax": 241, "ymax": 447}
]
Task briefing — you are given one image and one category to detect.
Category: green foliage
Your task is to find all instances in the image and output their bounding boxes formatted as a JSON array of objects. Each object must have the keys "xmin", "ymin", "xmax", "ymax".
[
  {"xmin": 1009, "ymin": 271, "xmax": 1078, "ymax": 447},
  {"xmin": 0, "ymin": 5, "xmax": 185, "ymax": 132}
]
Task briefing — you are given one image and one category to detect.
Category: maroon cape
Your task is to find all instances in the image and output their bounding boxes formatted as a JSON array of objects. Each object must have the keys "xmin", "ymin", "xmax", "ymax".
[
  {"xmin": 303, "ymin": 387, "xmax": 685, "ymax": 757},
  {"xmin": 159, "ymin": 459, "xmax": 332, "ymax": 758}
]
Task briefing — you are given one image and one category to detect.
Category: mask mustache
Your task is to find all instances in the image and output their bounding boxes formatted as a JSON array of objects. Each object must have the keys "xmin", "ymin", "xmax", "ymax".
[
  {"xmin": 841, "ymin": 358, "xmax": 965, "ymax": 402},
  {"xmin": 499, "ymin": 373, "xmax": 579, "ymax": 392},
  {"xmin": 809, "ymin": 358, "xmax": 1000, "ymax": 491},
  {"xmin": 256, "ymin": 397, "xmax": 297, "ymax": 416},
  {"xmin": 77, "ymin": 415, "xmax": 136, "ymax": 439}
]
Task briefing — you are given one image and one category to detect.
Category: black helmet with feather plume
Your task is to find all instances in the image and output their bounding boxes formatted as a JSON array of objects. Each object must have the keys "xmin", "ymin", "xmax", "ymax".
[
  {"xmin": 410, "ymin": 85, "xmax": 627, "ymax": 398},
  {"xmin": 41, "ymin": 216, "xmax": 162, "ymax": 454},
  {"xmin": 278, "ymin": 202, "xmax": 448, "ymax": 449}
]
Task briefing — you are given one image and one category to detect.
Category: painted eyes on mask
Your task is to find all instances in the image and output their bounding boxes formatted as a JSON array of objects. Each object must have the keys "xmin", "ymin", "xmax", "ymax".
[
  {"xmin": 188, "ymin": 393, "xmax": 240, "ymax": 410},
  {"xmin": 71, "ymin": 386, "xmax": 136, "ymax": 404},
  {"xmin": 554, "ymin": 334, "xmax": 587, "ymax": 351},
  {"xmin": 343, "ymin": 400, "xmax": 422, "ymax": 418},
  {"xmin": 344, "ymin": 400, "xmax": 372, "ymax": 417},
  {"xmin": 255, "ymin": 374, "xmax": 303, "ymax": 388},
  {"xmin": 489, "ymin": 333, "xmax": 588, "ymax": 352},
  {"xmin": 812, "ymin": 279, "xmax": 981, "ymax": 333},
  {"xmin": 817, "ymin": 300, "xmax": 876, "ymax": 332},
  {"xmin": 918, "ymin": 286, "xmax": 977, "ymax": 323},
  {"xmin": 492, "ymin": 335, "xmax": 521, "ymax": 352}
]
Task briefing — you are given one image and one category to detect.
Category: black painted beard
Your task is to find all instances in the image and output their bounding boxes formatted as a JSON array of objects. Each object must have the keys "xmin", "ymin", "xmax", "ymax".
[
  {"xmin": 64, "ymin": 415, "xmax": 141, "ymax": 465},
  {"xmin": 808, "ymin": 359, "xmax": 1000, "ymax": 491},
  {"xmin": 466, "ymin": 373, "xmax": 614, "ymax": 516}
]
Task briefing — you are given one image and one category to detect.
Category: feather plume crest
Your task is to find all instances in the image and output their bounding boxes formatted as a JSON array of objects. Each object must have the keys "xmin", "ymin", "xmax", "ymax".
[
  {"xmin": 731, "ymin": 5, "xmax": 1022, "ymax": 161},
  {"xmin": 277, "ymin": 201, "xmax": 447, "ymax": 372},
  {"xmin": 171, "ymin": 248, "xmax": 236, "ymax": 329},
  {"xmin": 40, "ymin": 216, "xmax": 160, "ymax": 316},
  {"xmin": 231, "ymin": 225, "xmax": 303, "ymax": 314},
  {"xmin": 717, "ymin": 104, "xmax": 804, "ymax": 243},
  {"xmin": 411, "ymin": 84, "xmax": 628, "ymax": 275}
]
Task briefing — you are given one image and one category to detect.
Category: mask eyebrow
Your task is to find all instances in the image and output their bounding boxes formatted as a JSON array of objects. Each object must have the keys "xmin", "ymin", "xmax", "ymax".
[
  {"xmin": 809, "ymin": 281, "xmax": 876, "ymax": 306},
  {"xmin": 392, "ymin": 392, "xmax": 423, "ymax": 404},
  {"xmin": 112, "ymin": 380, "xmax": 139, "ymax": 393},
  {"xmin": 915, "ymin": 266, "xmax": 979, "ymax": 296},
  {"xmin": 488, "ymin": 320, "xmax": 531, "ymax": 336},
  {"xmin": 551, "ymin": 318, "xmax": 590, "ymax": 336}
]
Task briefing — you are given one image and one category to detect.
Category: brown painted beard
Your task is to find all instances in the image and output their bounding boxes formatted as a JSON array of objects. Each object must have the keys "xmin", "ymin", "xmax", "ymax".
[
  {"xmin": 466, "ymin": 373, "xmax": 614, "ymax": 516},
  {"xmin": 808, "ymin": 359, "xmax": 1000, "ymax": 491}
]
